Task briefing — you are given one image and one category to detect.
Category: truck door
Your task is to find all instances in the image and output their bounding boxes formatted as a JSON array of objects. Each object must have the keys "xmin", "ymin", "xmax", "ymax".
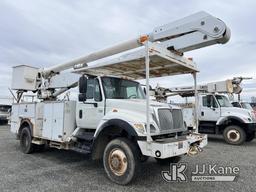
[
  {"xmin": 77, "ymin": 78, "xmax": 104, "ymax": 129},
  {"xmin": 199, "ymin": 95, "xmax": 220, "ymax": 122},
  {"xmin": 198, "ymin": 95, "xmax": 221, "ymax": 133}
]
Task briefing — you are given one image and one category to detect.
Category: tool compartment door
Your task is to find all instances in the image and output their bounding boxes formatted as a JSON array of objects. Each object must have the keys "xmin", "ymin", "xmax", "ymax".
[
  {"xmin": 42, "ymin": 103, "xmax": 53, "ymax": 139},
  {"xmin": 51, "ymin": 103, "xmax": 64, "ymax": 141}
]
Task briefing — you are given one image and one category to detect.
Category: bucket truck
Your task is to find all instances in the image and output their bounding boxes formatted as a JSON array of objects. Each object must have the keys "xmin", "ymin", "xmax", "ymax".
[
  {"xmin": 153, "ymin": 77, "xmax": 256, "ymax": 145},
  {"xmin": 10, "ymin": 11, "xmax": 230, "ymax": 185}
]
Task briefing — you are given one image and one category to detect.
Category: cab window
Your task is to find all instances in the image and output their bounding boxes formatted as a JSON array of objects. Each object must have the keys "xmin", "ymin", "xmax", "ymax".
[
  {"xmin": 202, "ymin": 95, "xmax": 218, "ymax": 108},
  {"xmin": 86, "ymin": 79, "xmax": 94, "ymax": 99},
  {"xmin": 86, "ymin": 78, "xmax": 102, "ymax": 101},
  {"xmin": 94, "ymin": 79, "xmax": 102, "ymax": 101}
]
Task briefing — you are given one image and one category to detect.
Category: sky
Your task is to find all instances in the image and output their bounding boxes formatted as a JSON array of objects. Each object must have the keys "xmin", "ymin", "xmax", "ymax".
[{"xmin": 0, "ymin": 0, "xmax": 255, "ymax": 103}]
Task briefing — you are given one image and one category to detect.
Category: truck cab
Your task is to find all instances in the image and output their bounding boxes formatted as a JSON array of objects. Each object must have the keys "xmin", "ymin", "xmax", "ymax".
[
  {"xmin": 76, "ymin": 76, "xmax": 187, "ymax": 136},
  {"xmin": 196, "ymin": 94, "xmax": 256, "ymax": 144}
]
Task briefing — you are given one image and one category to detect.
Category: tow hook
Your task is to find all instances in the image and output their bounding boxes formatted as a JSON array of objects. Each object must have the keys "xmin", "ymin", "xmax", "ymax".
[{"xmin": 188, "ymin": 145, "xmax": 202, "ymax": 156}]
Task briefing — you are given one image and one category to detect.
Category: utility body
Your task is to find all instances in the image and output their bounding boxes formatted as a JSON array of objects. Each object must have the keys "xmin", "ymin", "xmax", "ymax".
[{"xmin": 10, "ymin": 12, "xmax": 230, "ymax": 184}]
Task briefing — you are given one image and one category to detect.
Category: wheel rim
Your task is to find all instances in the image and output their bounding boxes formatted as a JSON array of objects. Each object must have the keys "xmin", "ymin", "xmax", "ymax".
[
  {"xmin": 227, "ymin": 129, "xmax": 240, "ymax": 142},
  {"xmin": 108, "ymin": 148, "xmax": 128, "ymax": 176}
]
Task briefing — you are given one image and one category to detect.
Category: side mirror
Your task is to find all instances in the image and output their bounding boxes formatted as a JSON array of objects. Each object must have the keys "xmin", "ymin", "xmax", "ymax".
[
  {"xmin": 79, "ymin": 76, "xmax": 87, "ymax": 94},
  {"xmin": 78, "ymin": 93, "xmax": 87, "ymax": 102},
  {"xmin": 206, "ymin": 95, "xmax": 212, "ymax": 108},
  {"xmin": 79, "ymin": 76, "xmax": 87, "ymax": 102}
]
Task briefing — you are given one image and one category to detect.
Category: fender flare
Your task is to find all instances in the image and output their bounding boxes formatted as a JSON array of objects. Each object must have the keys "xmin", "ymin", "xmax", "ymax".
[
  {"xmin": 18, "ymin": 118, "xmax": 33, "ymax": 137},
  {"xmin": 216, "ymin": 116, "xmax": 245, "ymax": 126},
  {"xmin": 91, "ymin": 119, "xmax": 139, "ymax": 160},
  {"xmin": 94, "ymin": 119, "xmax": 138, "ymax": 138}
]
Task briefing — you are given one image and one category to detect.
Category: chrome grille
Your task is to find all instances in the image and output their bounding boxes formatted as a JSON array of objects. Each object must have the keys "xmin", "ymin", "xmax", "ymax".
[
  {"xmin": 172, "ymin": 109, "xmax": 184, "ymax": 129},
  {"xmin": 158, "ymin": 109, "xmax": 174, "ymax": 131},
  {"xmin": 158, "ymin": 108, "xmax": 184, "ymax": 133}
]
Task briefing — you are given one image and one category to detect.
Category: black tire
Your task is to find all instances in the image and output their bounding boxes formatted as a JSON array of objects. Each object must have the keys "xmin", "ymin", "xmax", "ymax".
[
  {"xmin": 246, "ymin": 131, "xmax": 255, "ymax": 142},
  {"xmin": 20, "ymin": 127, "xmax": 35, "ymax": 154},
  {"xmin": 103, "ymin": 138, "xmax": 141, "ymax": 185},
  {"xmin": 155, "ymin": 156, "xmax": 182, "ymax": 165},
  {"xmin": 223, "ymin": 125, "xmax": 246, "ymax": 145}
]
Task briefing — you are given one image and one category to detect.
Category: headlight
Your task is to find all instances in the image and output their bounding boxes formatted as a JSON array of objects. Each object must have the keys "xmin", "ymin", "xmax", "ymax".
[
  {"xmin": 133, "ymin": 123, "xmax": 145, "ymax": 134},
  {"xmin": 251, "ymin": 111, "xmax": 256, "ymax": 121}
]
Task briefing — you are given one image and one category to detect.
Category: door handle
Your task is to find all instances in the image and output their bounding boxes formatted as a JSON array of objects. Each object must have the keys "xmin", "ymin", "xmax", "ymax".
[
  {"xmin": 79, "ymin": 110, "xmax": 83, "ymax": 119},
  {"xmin": 201, "ymin": 111, "xmax": 204, "ymax": 116},
  {"xmin": 83, "ymin": 102, "xmax": 98, "ymax": 107}
]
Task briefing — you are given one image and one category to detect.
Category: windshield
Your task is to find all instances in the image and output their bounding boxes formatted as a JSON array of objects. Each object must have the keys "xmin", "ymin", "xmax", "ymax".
[
  {"xmin": 241, "ymin": 102, "xmax": 253, "ymax": 110},
  {"xmin": 101, "ymin": 77, "xmax": 145, "ymax": 99},
  {"xmin": 215, "ymin": 95, "xmax": 232, "ymax": 107}
]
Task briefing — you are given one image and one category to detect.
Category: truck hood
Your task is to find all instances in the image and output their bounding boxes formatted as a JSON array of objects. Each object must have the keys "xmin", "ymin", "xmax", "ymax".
[
  {"xmin": 103, "ymin": 99, "xmax": 184, "ymax": 136},
  {"xmin": 221, "ymin": 107, "xmax": 256, "ymax": 122},
  {"xmin": 221, "ymin": 107, "xmax": 251, "ymax": 116},
  {"xmin": 105, "ymin": 99, "xmax": 178, "ymax": 113}
]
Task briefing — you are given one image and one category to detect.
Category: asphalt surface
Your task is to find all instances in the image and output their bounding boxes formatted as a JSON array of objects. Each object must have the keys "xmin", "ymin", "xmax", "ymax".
[{"xmin": 0, "ymin": 124, "xmax": 256, "ymax": 192}]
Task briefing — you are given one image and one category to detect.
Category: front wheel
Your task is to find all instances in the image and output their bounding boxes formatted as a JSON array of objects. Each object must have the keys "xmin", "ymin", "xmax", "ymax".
[
  {"xmin": 103, "ymin": 138, "xmax": 140, "ymax": 185},
  {"xmin": 20, "ymin": 127, "xmax": 35, "ymax": 154},
  {"xmin": 223, "ymin": 125, "xmax": 246, "ymax": 145}
]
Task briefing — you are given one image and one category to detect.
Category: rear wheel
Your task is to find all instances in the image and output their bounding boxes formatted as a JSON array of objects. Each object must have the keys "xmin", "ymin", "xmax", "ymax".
[
  {"xmin": 223, "ymin": 125, "xmax": 246, "ymax": 145},
  {"xmin": 155, "ymin": 156, "xmax": 182, "ymax": 165},
  {"xmin": 103, "ymin": 138, "xmax": 140, "ymax": 185},
  {"xmin": 246, "ymin": 131, "xmax": 255, "ymax": 142},
  {"xmin": 20, "ymin": 127, "xmax": 35, "ymax": 154}
]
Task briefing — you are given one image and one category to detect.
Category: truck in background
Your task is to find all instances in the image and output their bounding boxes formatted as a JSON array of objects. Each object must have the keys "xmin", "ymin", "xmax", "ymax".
[
  {"xmin": 0, "ymin": 97, "xmax": 13, "ymax": 124},
  {"xmin": 0, "ymin": 104, "xmax": 11, "ymax": 124},
  {"xmin": 153, "ymin": 78, "xmax": 256, "ymax": 145}
]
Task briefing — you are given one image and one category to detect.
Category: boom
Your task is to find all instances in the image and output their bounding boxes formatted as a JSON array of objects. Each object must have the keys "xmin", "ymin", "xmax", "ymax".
[
  {"xmin": 11, "ymin": 11, "xmax": 231, "ymax": 100},
  {"xmin": 153, "ymin": 77, "xmax": 252, "ymax": 101},
  {"xmin": 43, "ymin": 11, "xmax": 230, "ymax": 77}
]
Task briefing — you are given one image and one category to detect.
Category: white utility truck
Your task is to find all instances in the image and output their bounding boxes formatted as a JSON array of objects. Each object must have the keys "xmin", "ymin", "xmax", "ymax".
[
  {"xmin": 232, "ymin": 101, "xmax": 256, "ymax": 113},
  {"xmin": 0, "ymin": 97, "xmax": 13, "ymax": 124},
  {"xmin": 154, "ymin": 78, "xmax": 256, "ymax": 145},
  {"xmin": 10, "ymin": 12, "xmax": 230, "ymax": 185}
]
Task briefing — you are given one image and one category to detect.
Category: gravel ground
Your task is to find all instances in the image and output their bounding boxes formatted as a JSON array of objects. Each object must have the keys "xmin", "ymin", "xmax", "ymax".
[{"xmin": 0, "ymin": 124, "xmax": 256, "ymax": 192}]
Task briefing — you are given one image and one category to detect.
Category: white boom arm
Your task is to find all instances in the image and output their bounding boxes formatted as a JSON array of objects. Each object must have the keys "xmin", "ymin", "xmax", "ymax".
[
  {"xmin": 154, "ymin": 77, "xmax": 252, "ymax": 100},
  {"xmin": 42, "ymin": 11, "xmax": 230, "ymax": 78},
  {"xmin": 11, "ymin": 11, "xmax": 231, "ymax": 100}
]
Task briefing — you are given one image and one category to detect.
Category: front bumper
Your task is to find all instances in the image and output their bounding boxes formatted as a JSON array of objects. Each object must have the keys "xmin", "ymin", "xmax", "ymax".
[{"xmin": 137, "ymin": 133, "xmax": 207, "ymax": 159}]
